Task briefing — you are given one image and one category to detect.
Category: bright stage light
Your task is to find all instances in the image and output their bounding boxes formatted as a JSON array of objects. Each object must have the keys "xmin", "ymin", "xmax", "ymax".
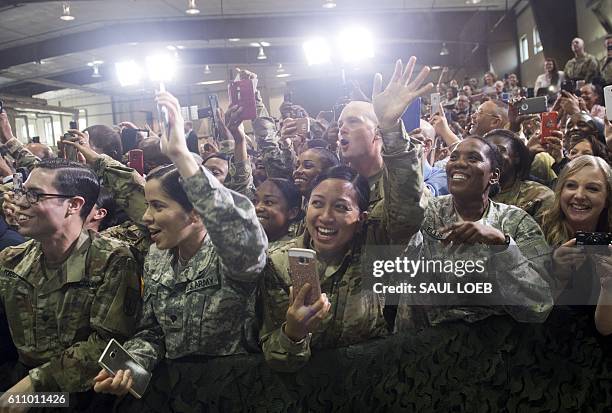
[
  {"xmin": 146, "ymin": 53, "xmax": 178, "ymax": 82},
  {"xmin": 115, "ymin": 61, "xmax": 143, "ymax": 87},
  {"xmin": 303, "ymin": 37, "xmax": 331, "ymax": 66},
  {"xmin": 337, "ymin": 27, "xmax": 374, "ymax": 62}
]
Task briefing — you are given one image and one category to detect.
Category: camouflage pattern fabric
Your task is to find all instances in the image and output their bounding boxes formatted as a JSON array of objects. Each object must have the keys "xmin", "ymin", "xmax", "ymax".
[
  {"xmin": 529, "ymin": 152, "xmax": 557, "ymax": 187},
  {"xmin": 255, "ymin": 133, "xmax": 295, "ymax": 180},
  {"xmin": 563, "ymin": 53, "xmax": 600, "ymax": 83},
  {"xmin": 101, "ymin": 220, "xmax": 150, "ymax": 267},
  {"xmin": 258, "ymin": 123, "xmax": 425, "ymax": 372},
  {"xmin": 114, "ymin": 311, "xmax": 611, "ymax": 413},
  {"xmin": 92, "ymin": 155, "xmax": 147, "ymax": 226},
  {"xmin": 4, "ymin": 137, "xmax": 41, "ymax": 172},
  {"xmin": 0, "ymin": 230, "xmax": 141, "ymax": 392},
  {"xmin": 493, "ymin": 179, "xmax": 555, "ymax": 225},
  {"xmin": 225, "ymin": 157, "xmax": 256, "ymax": 200},
  {"xmin": 121, "ymin": 166, "xmax": 268, "ymax": 373},
  {"xmin": 396, "ymin": 196, "xmax": 553, "ymax": 329}
]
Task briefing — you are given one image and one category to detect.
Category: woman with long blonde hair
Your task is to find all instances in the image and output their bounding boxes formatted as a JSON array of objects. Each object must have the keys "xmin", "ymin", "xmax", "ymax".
[{"xmin": 541, "ymin": 155, "xmax": 612, "ymax": 335}]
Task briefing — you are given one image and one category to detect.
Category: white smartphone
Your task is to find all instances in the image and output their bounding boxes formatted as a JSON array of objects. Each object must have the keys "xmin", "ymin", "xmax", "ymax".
[
  {"xmin": 604, "ymin": 85, "xmax": 612, "ymax": 120},
  {"xmin": 157, "ymin": 82, "xmax": 169, "ymax": 132},
  {"xmin": 287, "ymin": 248, "xmax": 320, "ymax": 306},
  {"xmin": 98, "ymin": 339, "xmax": 152, "ymax": 399},
  {"xmin": 430, "ymin": 93, "xmax": 441, "ymax": 116}
]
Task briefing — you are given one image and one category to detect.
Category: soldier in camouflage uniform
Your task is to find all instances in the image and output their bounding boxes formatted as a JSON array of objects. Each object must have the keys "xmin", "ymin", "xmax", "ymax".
[
  {"xmin": 0, "ymin": 158, "xmax": 141, "ymax": 398},
  {"xmin": 395, "ymin": 136, "xmax": 553, "ymax": 330},
  {"xmin": 484, "ymin": 129, "xmax": 554, "ymax": 225},
  {"xmin": 563, "ymin": 38, "xmax": 600, "ymax": 83},
  {"xmin": 88, "ymin": 90, "xmax": 267, "ymax": 397},
  {"xmin": 259, "ymin": 57, "xmax": 430, "ymax": 372}
]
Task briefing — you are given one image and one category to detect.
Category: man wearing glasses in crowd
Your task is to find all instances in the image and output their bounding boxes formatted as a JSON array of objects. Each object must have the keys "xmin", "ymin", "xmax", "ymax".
[{"xmin": 0, "ymin": 113, "xmax": 141, "ymax": 408}]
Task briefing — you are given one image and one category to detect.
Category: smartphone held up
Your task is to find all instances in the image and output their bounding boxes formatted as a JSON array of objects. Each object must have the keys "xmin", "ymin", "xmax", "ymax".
[{"xmin": 288, "ymin": 248, "xmax": 321, "ymax": 306}]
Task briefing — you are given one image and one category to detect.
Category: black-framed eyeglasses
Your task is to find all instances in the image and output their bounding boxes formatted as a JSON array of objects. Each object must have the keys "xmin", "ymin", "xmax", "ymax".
[{"xmin": 14, "ymin": 189, "xmax": 75, "ymax": 205}]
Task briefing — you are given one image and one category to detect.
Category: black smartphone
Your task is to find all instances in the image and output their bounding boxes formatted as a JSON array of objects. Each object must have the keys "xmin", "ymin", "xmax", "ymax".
[
  {"xmin": 561, "ymin": 80, "xmax": 576, "ymax": 94},
  {"xmin": 69, "ymin": 120, "xmax": 78, "ymax": 130},
  {"xmin": 0, "ymin": 100, "xmax": 4, "ymax": 113},
  {"xmin": 401, "ymin": 97, "xmax": 421, "ymax": 132},
  {"xmin": 518, "ymin": 96, "xmax": 548, "ymax": 115},
  {"xmin": 575, "ymin": 231, "xmax": 612, "ymax": 246},
  {"xmin": 120, "ymin": 128, "xmax": 139, "ymax": 153}
]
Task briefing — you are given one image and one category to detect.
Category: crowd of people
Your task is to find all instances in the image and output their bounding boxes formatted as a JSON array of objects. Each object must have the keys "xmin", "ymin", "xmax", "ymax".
[{"xmin": 0, "ymin": 34, "xmax": 610, "ymax": 411}]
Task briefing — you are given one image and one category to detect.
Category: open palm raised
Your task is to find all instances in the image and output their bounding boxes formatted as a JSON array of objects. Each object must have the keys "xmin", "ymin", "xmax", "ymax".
[{"xmin": 372, "ymin": 56, "xmax": 434, "ymax": 130}]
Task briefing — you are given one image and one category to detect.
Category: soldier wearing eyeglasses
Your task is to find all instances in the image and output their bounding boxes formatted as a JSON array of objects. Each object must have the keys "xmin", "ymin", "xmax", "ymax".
[{"xmin": 0, "ymin": 131, "xmax": 141, "ymax": 406}]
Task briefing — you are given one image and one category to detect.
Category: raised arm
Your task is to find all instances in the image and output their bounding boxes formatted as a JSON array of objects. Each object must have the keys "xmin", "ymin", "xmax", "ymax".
[
  {"xmin": 156, "ymin": 91, "xmax": 268, "ymax": 280},
  {"xmin": 372, "ymin": 57, "xmax": 433, "ymax": 243}
]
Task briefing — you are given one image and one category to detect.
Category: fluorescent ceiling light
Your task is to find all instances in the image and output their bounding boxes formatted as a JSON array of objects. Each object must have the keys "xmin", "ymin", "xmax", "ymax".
[
  {"xmin": 322, "ymin": 0, "xmax": 337, "ymax": 8},
  {"xmin": 197, "ymin": 80, "xmax": 225, "ymax": 85},
  {"xmin": 228, "ymin": 38, "xmax": 241, "ymax": 42}
]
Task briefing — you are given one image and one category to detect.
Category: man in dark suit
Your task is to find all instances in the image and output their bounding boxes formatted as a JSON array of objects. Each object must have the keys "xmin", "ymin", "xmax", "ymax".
[{"xmin": 185, "ymin": 121, "xmax": 199, "ymax": 154}]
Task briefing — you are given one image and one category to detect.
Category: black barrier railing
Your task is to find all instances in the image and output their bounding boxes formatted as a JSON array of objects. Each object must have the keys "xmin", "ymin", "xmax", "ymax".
[{"xmin": 109, "ymin": 307, "xmax": 611, "ymax": 413}]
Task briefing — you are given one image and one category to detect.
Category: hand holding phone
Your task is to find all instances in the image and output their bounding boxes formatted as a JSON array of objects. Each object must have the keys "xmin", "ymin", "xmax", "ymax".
[
  {"xmin": 128, "ymin": 149, "xmax": 144, "ymax": 176},
  {"xmin": 540, "ymin": 111, "xmax": 559, "ymax": 143},
  {"xmin": 97, "ymin": 339, "xmax": 151, "ymax": 399},
  {"xmin": 285, "ymin": 248, "xmax": 330, "ymax": 342},
  {"xmin": 288, "ymin": 248, "xmax": 321, "ymax": 306},
  {"xmin": 228, "ymin": 80, "xmax": 257, "ymax": 121},
  {"xmin": 61, "ymin": 133, "xmax": 79, "ymax": 162}
]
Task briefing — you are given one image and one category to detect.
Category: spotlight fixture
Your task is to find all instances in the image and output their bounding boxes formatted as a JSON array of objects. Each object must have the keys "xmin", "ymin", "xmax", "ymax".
[
  {"xmin": 185, "ymin": 0, "xmax": 200, "ymax": 15},
  {"xmin": 115, "ymin": 61, "xmax": 143, "ymax": 87},
  {"xmin": 337, "ymin": 27, "xmax": 374, "ymax": 62},
  {"xmin": 60, "ymin": 2, "xmax": 75, "ymax": 21},
  {"xmin": 87, "ymin": 60, "xmax": 104, "ymax": 78},
  {"xmin": 439, "ymin": 43, "xmax": 449, "ymax": 56},
  {"xmin": 204, "ymin": 65, "xmax": 212, "ymax": 74},
  {"xmin": 257, "ymin": 46, "xmax": 267, "ymax": 60},
  {"xmin": 276, "ymin": 63, "xmax": 286, "ymax": 73},
  {"xmin": 303, "ymin": 37, "xmax": 332, "ymax": 66},
  {"xmin": 322, "ymin": 0, "xmax": 337, "ymax": 8}
]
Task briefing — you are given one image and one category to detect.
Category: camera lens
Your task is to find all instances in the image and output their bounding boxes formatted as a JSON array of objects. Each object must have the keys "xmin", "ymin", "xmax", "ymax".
[
  {"xmin": 520, "ymin": 104, "xmax": 528, "ymax": 111},
  {"xmin": 298, "ymin": 257, "xmax": 306, "ymax": 264},
  {"xmin": 110, "ymin": 351, "xmax": 116, "ymax": 358}
]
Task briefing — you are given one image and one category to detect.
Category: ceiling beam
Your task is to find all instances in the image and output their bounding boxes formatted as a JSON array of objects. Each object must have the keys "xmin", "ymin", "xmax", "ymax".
[
  {"xmin": 0, "ymin": 41, "xmax": 491, "ymax": 97},
  {"xmin": 0, "ymin": 11, "xmax": 504, "ymax": 72}
]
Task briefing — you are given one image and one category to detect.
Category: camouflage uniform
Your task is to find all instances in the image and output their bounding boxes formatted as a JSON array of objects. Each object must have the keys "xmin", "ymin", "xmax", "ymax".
[
  {"xmin": 395, "ymin": 196, "xmax": 553, "ymax": 330},
  {"xmin": 563, "ymin": 53, "xmax": 600, "ymax": 82},
  {"xmin": 225, "ymin": 158, "xmax": 256, "ymax": 200},
  {"xmin": 0, "ymin": 230, "xmax": 141, "ymax": 392},
  {"xmin": 529, "ymin": 152, "xmax": 557, "ymax": 187},
  {"xmin": 101, "ymin": 220, "xmax": 150, "ymax": 266},
  {"xmin": 492, "ymin": 179, "xmax": 555, "ymax": 225},
  {"xmin": 259, "ymin": 123, "xmax": 426, "ymax": 372},
  {"xmin": 96, "ymin": 159, "xmax": 268, "ymax": 372}
]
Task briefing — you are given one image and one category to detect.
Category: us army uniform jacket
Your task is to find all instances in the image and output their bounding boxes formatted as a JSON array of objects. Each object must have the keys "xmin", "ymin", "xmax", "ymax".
[
  {"xmin": 492, "ymin": 179, "xmax": 555, "ymax": 225},
  {"xmin": 395, "ymin": 196, "xmax": 553, "ymax": 330},
  {"xmin": 93, "ymin": 156, "xmax": 268, "ymax": 372},
  {"xmin": 0, "ymin": 230, "xmax": 141, "ymax": 392},
  {"xmin": 258, "ymin": 122, "xmax": 427, "ymax": 372}
]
